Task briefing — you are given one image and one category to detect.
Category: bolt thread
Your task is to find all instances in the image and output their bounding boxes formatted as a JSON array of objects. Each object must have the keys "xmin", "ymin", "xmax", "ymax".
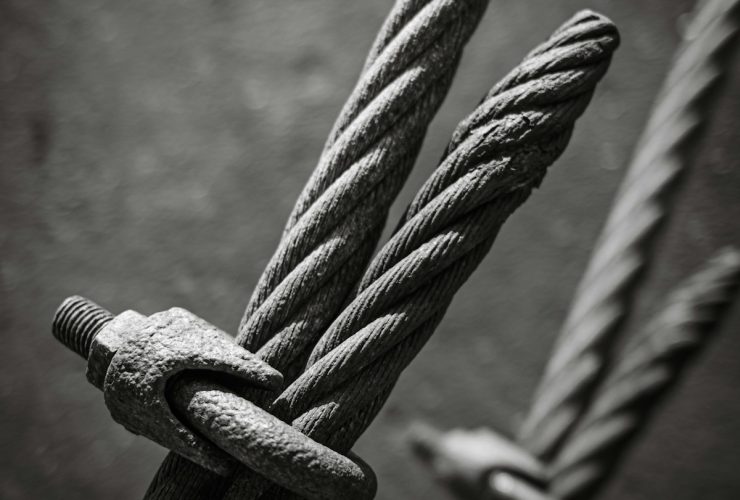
[{"xmin": 52, "ymin": 296, "xmax": 114, "ymax": 359}]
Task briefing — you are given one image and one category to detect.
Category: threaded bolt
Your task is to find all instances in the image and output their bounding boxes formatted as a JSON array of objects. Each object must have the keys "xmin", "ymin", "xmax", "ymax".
[{"xmin": 52, "ymin": 296, "xmax": 114, "ymax": 359}]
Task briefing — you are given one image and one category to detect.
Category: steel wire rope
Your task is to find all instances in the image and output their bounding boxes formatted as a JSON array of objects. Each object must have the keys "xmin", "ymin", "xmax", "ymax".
[
  {"xmin": 549, "ymin": 248, "xmax": 740, "ymax": 500},
  {"xmin": 145, "ymin": 1, "xmax": 489, "ymax": 498},
  {"xmin": 236, "ymin": 12, "xmax": 621, "ymax": 496}
]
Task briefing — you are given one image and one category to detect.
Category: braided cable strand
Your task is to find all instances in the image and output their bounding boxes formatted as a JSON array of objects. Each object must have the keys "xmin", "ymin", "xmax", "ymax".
[
  {"xmin": 361, "ymin": 10, "xmax": 619, "ymax": 287},
  {"xmin": 518, "ymin": 0, "xmax": 740, "ymax": 460},
  {"xmin": 238, "ymin": 0, "xmax": 488, "ymax": 378},
  {"xmin": 264, "ymin": 10, "xmax": 618, "ymax": 460},
  {"xmin": 549, "ymin": 248, "xmax": 740, "ymax": 500},
  {"xmin": 146, "ymin": 1, "xmax": 488, "ymax": 499}
]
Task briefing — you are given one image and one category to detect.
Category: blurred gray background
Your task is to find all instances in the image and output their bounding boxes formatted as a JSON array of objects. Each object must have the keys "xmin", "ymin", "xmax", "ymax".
[{"xmin": 2, "ymin": 0, "xmax": 740, "ymax": 499}]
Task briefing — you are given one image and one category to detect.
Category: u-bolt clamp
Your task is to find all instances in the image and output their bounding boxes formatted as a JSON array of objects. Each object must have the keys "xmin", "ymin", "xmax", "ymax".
[{"xmin": 52, "ymin": 296, "xmax": 376, "ymax": 500}]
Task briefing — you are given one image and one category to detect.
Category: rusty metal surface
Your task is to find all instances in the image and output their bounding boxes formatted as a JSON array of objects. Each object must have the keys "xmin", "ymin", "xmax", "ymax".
[
  {"xmin": 102, "ymin": 307, "xmax": 281, "ymax": 476},
  {"xmin": 52, "ymin": 297, "xmax": 376, "ymax": 499},
  {"xmin": 52, "ymin": 299, "xmax": 280, "ymax": 476},
  {"xmin": 2, "ymin": 1, "xmax": 740, "ymax": 499},
  {"xmin": 173, "ymin": 380, "xmax": 377, "ymax": 500}
]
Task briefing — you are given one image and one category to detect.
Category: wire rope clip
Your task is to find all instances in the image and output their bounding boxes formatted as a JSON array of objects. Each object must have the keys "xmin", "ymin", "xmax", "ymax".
[
  {"xmin": 53, "ymin": 297, "xmax": 377, "ymax": 499},
  {"xmin": 54, "ymin": 298, "xmax": 284, "ymax": 475}
]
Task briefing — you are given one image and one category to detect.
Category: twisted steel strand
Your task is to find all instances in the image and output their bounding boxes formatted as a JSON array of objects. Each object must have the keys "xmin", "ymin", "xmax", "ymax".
[
  {"xmin": 263, "ymin": 9, "xmax": 618, "ymax": 463},
  {"xmin": 549, "ymin": 248, "xmax": 740, "ymax": 500},
  {"xmin": 238, "ymin": 0, "xmax": 488, "ymax": 376},
  {"xmin": 361, "ymin": 10, "xmax": 618, "ymax": 287},
  {"xmin": 518, "ymin": 0, "xmax": 740, "ymax": 460},
  {"xmin": 405, "ymin": 249, "xmax": 740, "ymax": 500},
  {"xmin": 146, "ymin": 1, "xmax": 488, "ymax": 498}
]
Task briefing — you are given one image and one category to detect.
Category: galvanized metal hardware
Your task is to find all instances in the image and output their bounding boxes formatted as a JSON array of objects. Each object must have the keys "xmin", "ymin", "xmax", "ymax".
[
  {"xmin": 172, "ymin": 377, "xmax": 377, "ymax": 500},
  {"xmin": 53, "ymin": 296, "xmax": 283, "ymax": 475},
  {"xmin": 52, "ymin": 296, "xmax": 377, "ymax": 500}
]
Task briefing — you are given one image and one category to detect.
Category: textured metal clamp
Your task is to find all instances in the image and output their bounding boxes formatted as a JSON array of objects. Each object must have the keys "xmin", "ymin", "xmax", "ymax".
[
  {"xmin": 172, "ymin": 377, "xmax": 377, "ymax": 500},
  {"xmin": 52, "ymin": 296, "xmax": 377, "ymax": 500}
]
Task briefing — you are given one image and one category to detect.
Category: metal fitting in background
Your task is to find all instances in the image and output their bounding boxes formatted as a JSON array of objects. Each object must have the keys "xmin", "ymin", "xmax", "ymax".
[
  {"xmin": 489, "ymin": 472, "xmax": 555, "ymax": 500},
  {"xmin": 52, "ymin": 296, "xmax": 377, "ymax": 500},
  {"xmin": 408, "ymin": 423, "xmax": 554, "ymax": 500}
]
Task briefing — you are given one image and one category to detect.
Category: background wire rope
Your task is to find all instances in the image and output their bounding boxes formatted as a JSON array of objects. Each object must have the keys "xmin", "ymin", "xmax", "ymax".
[
  {"xmin": 517, "ymin": 0, "xmax": 740, "ymax": 461},
  {"xmin": 549, "ymin": 248, "xmax": 740, "ymax": 499}
]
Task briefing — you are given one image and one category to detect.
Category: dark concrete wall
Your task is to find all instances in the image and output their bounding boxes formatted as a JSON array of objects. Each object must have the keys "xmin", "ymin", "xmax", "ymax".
[{"xmin": 2, "ymin": 1, "xmax": 739, "ymax": 499}]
